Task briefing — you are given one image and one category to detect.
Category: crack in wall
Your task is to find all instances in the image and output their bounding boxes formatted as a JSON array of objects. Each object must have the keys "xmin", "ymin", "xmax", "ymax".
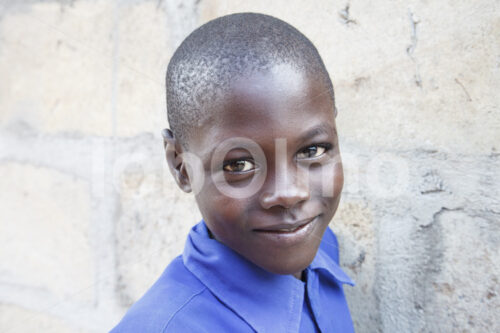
[
  {"xmin": 339, "ymin": 3, "xmax": 357, "ymax": 26},
  {"xmin": 454, "ymin": 78, "xmax": 473, "ymax": 102},
  {"xmin": 413, "ymin": 207, "xmax": 463, "ymax": 331},
  {"xmin": 406, "ymin": 10, "xmax": 422, "ymax": 87},
  {"xmin": 419, "ymin": 170, "xmax": 446, "ymax": 195}
]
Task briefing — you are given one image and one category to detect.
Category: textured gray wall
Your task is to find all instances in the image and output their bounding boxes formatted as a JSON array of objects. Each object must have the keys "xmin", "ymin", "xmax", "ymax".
[{"xmin": 0, "ymin": 0, "xmax": 499, "ymax": 332}]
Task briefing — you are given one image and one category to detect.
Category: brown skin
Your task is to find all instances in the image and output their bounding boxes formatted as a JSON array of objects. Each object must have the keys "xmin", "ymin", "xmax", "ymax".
[{"xmin": 163, "ymin": 64, "xmax": 343, "ymax": 280}]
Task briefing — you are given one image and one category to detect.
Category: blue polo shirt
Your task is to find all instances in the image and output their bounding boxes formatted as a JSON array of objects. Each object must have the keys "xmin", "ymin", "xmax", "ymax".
[{"xmin": 111, "ymin": 220, "xmax": 355, "ymax": 332}]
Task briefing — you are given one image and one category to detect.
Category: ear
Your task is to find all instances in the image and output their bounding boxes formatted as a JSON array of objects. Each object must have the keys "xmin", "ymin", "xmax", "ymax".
[{"xmin": 162, "ymin": 128, "xmax": 192, "ymax": 193}]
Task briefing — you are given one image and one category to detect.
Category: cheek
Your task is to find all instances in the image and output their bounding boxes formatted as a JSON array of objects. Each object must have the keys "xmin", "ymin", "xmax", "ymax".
[
  {"xmin": 308, "ymin": 161, "xmax": 344, "ymax": 196},
  {"xmin": 334, "ymin": 163, "xmax": 344, "ymax": 194},
  {"xmin": 215, "ymin": 197, "xmax": 247, "ymax": 222},
  {"xmin": 200, "ymin": 194, "xmax": 255, "ymax": 248},
  {"xmin": 315, "ymin": 163, "xmax": 343, "ymax": 221},
  {"xmin": 195, "ymin": 186, "xmax": 251, "ymax": 229}
]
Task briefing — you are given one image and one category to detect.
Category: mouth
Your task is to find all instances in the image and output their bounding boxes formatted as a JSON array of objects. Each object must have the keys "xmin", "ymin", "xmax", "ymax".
[
  {"xmin": 251, "ymin": 215, "xmax": 320, "ymax": 247},
  {"xmin": 253, "ymin": 216, "xmax": 318, "ymax": 234}
]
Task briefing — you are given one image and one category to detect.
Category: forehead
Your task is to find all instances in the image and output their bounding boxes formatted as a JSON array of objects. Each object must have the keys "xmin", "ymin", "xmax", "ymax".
[{"xmin": 188, "ymin": 64, "xmax": 336, "ymax": 156}]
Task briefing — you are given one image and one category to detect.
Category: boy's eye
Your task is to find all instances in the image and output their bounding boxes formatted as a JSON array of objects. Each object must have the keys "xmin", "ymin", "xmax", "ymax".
[
  {"xmin": 223, "ymin": 160, "xmax": 255, "ymax": 172},
  {"xmin": 296, "ymin": 144, "xmax": 330, "ymax": 159}
]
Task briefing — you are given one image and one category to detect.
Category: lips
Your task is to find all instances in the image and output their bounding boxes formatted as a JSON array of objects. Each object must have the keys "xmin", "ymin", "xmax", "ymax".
[
  {"xmin": 253, "ymin": 216, "xmax": 317, "ymax": 234},
  {"xmin": 251, "ymin": 215, "xmax": 320, "ymax": 248}
]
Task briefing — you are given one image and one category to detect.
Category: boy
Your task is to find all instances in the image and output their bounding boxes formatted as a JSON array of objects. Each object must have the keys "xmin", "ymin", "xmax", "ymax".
[{"xmin": 112, "ymin": 12, "xmax": 354, "ymax": 332}]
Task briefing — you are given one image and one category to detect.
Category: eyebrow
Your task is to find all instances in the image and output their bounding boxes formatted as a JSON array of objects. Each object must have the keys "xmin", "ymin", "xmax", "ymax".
[{"xmin": 299, "ymin": 123, "xmax": 336, "ymax": 142}]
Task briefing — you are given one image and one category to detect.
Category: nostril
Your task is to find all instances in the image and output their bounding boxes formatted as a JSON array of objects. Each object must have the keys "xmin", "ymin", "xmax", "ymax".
[
  {"xmin": 258, "ymin": 192, "xmax": 275, "ymax": 210},
  {"xmin": 259, "ymin": 188, "xmax": 310, "ymax": 210}
]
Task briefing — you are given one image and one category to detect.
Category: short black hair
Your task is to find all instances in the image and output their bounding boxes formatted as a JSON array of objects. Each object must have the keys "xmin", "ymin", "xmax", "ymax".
[{"xmin": 166, "ymin": 12, "xmax": 335, "ymax": 148}]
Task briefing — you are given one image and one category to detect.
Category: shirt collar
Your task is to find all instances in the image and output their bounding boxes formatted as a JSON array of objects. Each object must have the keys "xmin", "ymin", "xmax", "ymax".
[
  {"xmin": 310, "ymin": 231, "xmax": 355, "ymax": 286},
  {"xmin": 183, "ymin": 220, "xmax": 353, "ymax": 332}
]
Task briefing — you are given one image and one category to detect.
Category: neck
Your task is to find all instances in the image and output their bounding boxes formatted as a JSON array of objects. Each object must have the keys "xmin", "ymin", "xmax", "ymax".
[
  {"xmin": 293, "ymin": 270, "xmax": 306, "ymax": 282},
  {"xmin": 207, "ymin": 227, "xmax": 216, "ymax": 240}
]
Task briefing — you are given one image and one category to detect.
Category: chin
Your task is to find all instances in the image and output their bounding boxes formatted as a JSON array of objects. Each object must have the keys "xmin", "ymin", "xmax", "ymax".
[
  {"xmin": 254, "ymin": 249, "xmax": 317, "ymax": 276},
  {"xmin": 263, "ymin": 261, "xmax": 311, "ymax": 277},
  {"xmin": 270, "ymin": 264, "xmax": 310, "ymax": 276}
]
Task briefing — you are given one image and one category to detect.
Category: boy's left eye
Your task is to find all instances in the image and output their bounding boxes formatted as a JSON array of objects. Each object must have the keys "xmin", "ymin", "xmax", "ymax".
[
  {"xmin": 296, "ymin": 144, "xmax": 329, "ymax": 159},
  {"xmin": 223, "ymin": 160, "xmax": 255, "ymax": 173}
]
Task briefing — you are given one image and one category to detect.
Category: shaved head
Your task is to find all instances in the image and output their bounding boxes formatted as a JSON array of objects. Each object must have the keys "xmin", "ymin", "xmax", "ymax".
[{"xmin": 166, "ymin": 12, "xmax": 335, "ymax": 148}]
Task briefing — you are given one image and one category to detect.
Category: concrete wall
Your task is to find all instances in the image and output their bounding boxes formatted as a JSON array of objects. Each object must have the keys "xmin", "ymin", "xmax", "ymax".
[{"xmin": 0, "ymin": 1, "xmax": 498, "ymax": 332}]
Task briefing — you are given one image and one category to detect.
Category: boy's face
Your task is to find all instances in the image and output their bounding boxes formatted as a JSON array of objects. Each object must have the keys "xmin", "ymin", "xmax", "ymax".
[{"xmin": 173, "ymin": 64, "xmax": 343, "ymax": 278}]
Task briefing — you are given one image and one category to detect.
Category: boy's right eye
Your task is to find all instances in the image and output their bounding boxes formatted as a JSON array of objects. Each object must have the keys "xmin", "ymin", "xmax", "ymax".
[{"xmin": 223, "ymin": 160, "xmax": 255, "ymax": 173}]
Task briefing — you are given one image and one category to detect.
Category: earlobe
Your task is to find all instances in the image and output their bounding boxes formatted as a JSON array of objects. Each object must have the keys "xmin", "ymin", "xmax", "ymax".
[
  {"xmin": 162, "ymin": 128, "xmax": 193, "ymax": 193},
  {"xmin": 177, "ymin": 164, "xmax": 192, "ymax": 193}
]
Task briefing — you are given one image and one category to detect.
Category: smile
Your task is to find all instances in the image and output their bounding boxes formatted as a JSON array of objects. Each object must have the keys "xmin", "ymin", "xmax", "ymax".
[
  {"xmin": 252, "ymin": 215, "xmax": 320, "ymax": 247},
  {"xmin": 254, "ymin": 217, "xmax": 315, "ymax": 233},
  {"xmin": 266, "ymin": 224, "xmax": 306, "ymax": 233}
]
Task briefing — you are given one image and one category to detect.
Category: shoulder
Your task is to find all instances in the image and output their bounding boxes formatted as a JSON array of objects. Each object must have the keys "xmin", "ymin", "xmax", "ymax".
[
  {"xmin": 110, "ymin": 255, "xmax": 209, "ymax": 333},
  {"xmin": 161, "ymin": 290, "xmax": 253, "ymax": 332},
  {"xmin": 319, "ymin": 226, "xmax": 340, "ymax": 264}
]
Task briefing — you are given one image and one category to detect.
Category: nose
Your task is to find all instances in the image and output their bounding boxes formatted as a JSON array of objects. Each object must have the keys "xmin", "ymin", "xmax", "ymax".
[{"xmin": 259, "ymin": 169, "xmax": 310, "ymax": 210}]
